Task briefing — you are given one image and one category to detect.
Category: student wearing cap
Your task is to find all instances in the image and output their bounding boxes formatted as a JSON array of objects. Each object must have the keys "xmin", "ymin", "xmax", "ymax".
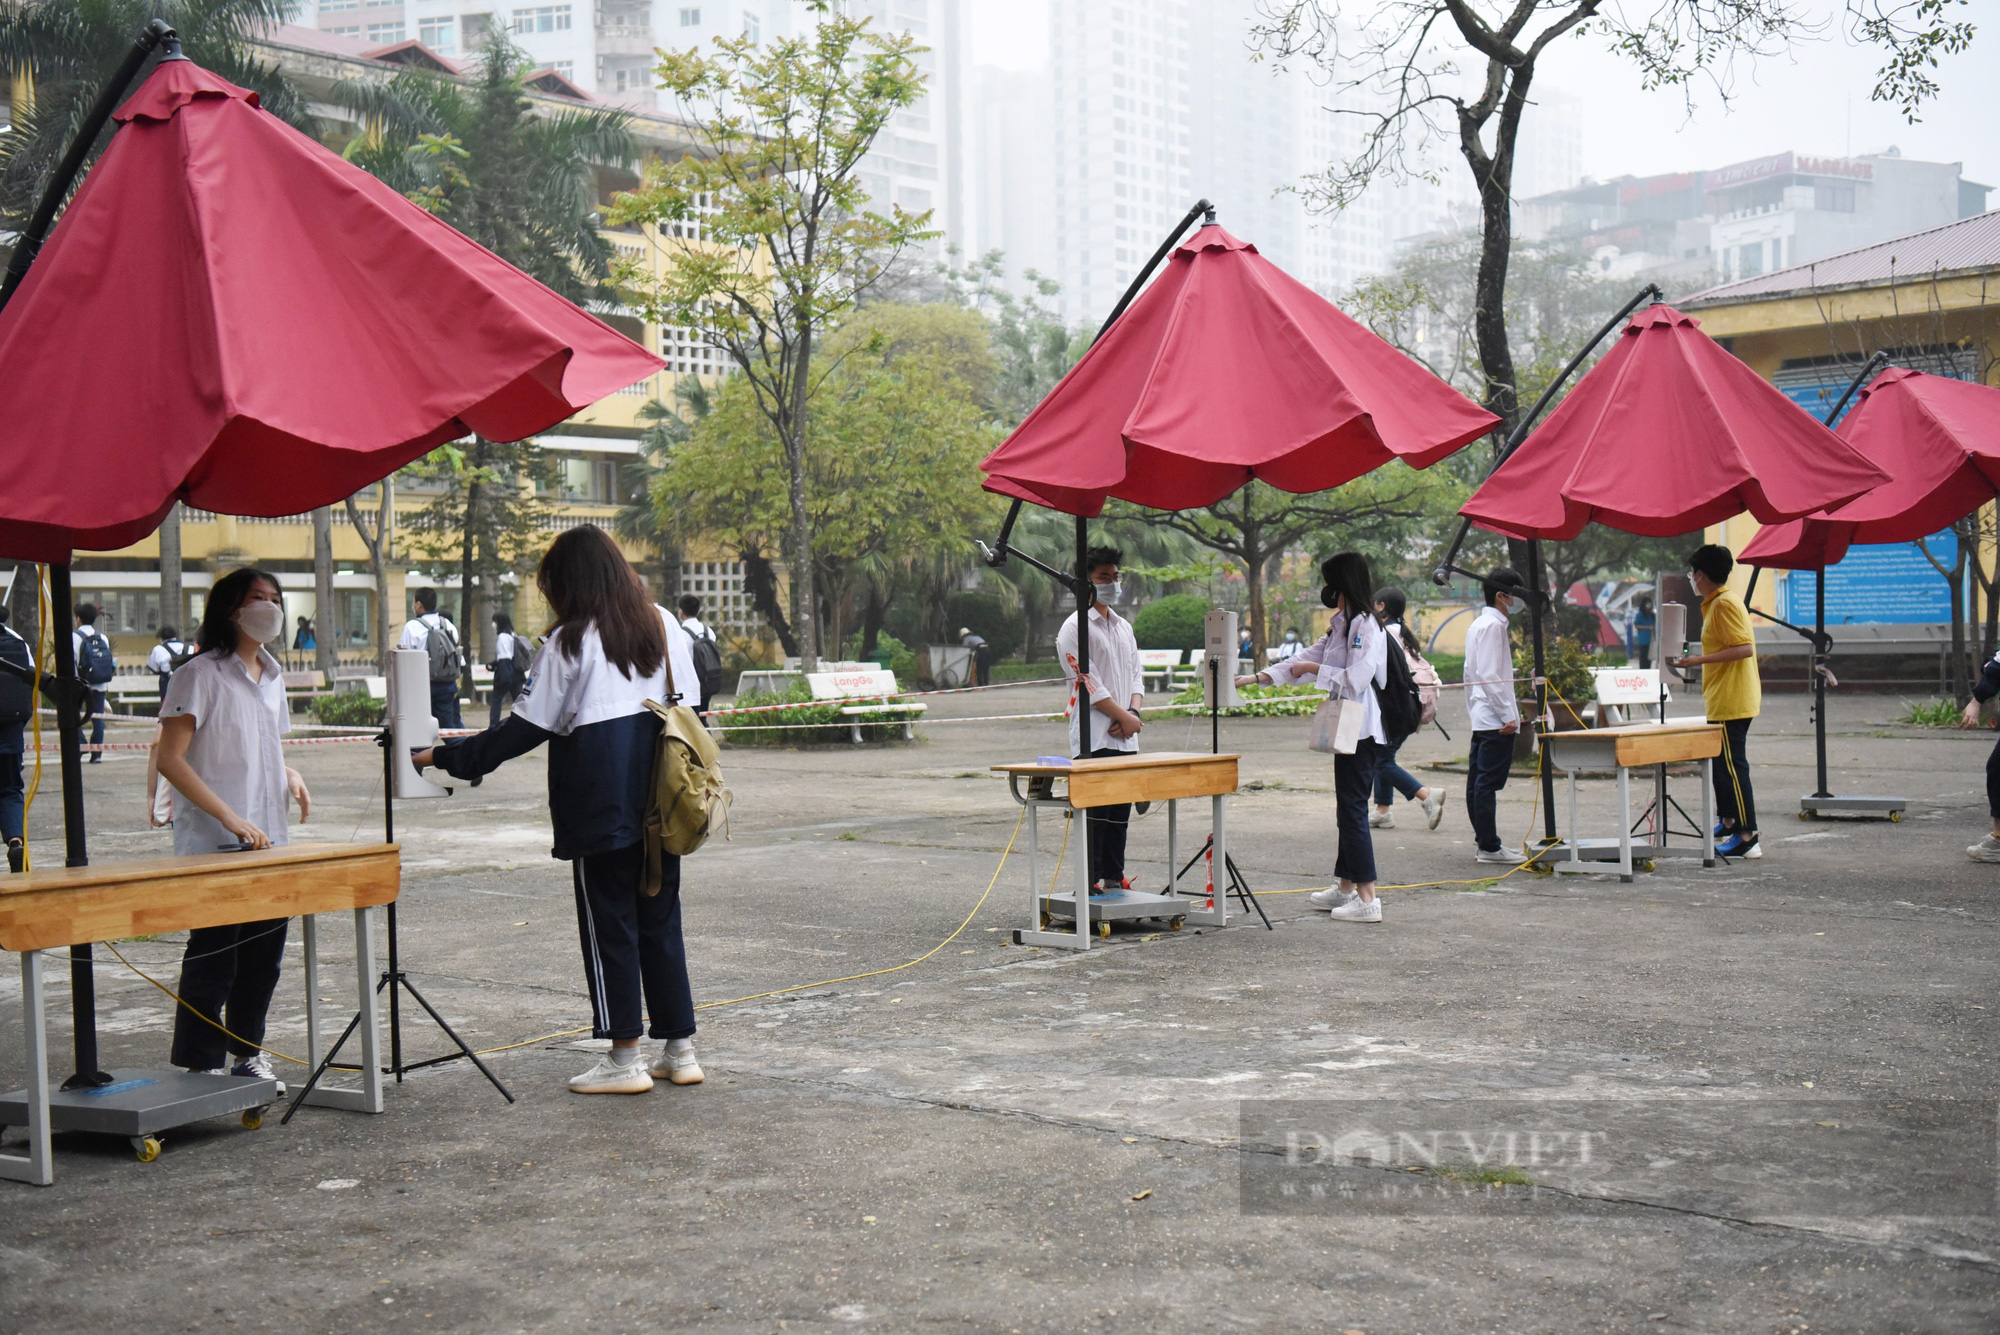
[
  {"xmin": 960, "ymin": 626, "xmax": 991, "ymax": 687},
  {"xmin": 1667, "ymin": 544, "xmax": 1762, "ymax": 860}
]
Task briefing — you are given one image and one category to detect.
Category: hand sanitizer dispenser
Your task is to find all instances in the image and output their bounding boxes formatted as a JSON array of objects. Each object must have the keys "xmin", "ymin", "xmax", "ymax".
[
  {"xmin": 1203, "ymin": 609, "xmax": 1242, "ymax": 710},
  {"xmin": 390, "ymin": 648, "xmax": 453, "ymax": 799}
]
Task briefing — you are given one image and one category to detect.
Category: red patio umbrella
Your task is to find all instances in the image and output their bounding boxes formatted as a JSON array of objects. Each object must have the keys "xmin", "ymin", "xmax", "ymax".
[
  {"xmin": 1741, "ymin": 367, "xmax": 2000, "ymax": 569},
  {"xmin": 978, "ymin": 224, "xmax": 1498, "ymax": 516},
  {"xmin": 1459, "ymin": 304, "xmax": 1889, "ymax": 541},
  {"xmin": 0, "ymin": 56, "xmax": 664, "ymax": 564}
]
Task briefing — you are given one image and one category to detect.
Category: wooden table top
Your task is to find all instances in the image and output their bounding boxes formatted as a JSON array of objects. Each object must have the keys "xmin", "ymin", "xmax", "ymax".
[
  {"xmin": 992, "ymin": 751, "xmax": 1240, "ymax": 777},
  {"xmin": 1540, "ymin": 721, "xmax": 1723, "ymax": 768},
  {"xmin": 0, "ymin": 842, "xmax": 398, "ymax": 897}
]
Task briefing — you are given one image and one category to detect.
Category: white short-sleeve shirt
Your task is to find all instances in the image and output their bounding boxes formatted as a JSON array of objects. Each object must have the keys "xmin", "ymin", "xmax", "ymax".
[{"xmin": 158, "ymin": 647, "xmax": 291, "ymax": 856}]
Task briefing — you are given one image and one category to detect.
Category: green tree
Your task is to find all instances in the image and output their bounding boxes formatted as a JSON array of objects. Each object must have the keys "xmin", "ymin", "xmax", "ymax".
[
  {"xmin": 616, "ymin": 378, "xmax": 712, "ymax": 601},
  {"xmin": 611, "ymin": 2, "xmax": 934, "ymax": 668},
  {"xmin": 655, "ymin": 303, "xmax": 1000, "ymax": 658},
  {"xmin": 0, "ymin": 0, "xmax": 312, "ymax": 234},
  {"xmin": 336, "ymin": 32, "xmax": 634, "ymax": 662},
  {"xmin": 943, "ymin": 250, "xmax": 1091, "ymax": 427}
]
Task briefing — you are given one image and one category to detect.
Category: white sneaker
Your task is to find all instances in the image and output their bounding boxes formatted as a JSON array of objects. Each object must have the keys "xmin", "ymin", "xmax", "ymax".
[
  {"xmin": 650, "ymin": 1042, "xmax": 704, "ymax": 1086},
  {"xmin": 1307, "ymin": 886, "xmax": 1354, "ymax": 909},
  {"xmin": 1969, "ymin": 835, "xmax": 2000, "ymax": 864},
  {"xmin": 1422, "ymin": 789, "xmax": 1447, "ymax": 830},
  {"xmin": 568, "ymin": 1054, "xmax": 654, "ymax": 1094},
  {"xmin": 1328, "ymin": 896, "xmax": 1382, "ymax": 923},
  {"xmin": 1474, "ymin": 847, "xmax": 1515, "ymax": 865},
  {"xmin": 1369, "ymin": 810, "xmax": 1395, "ymax": 829}
]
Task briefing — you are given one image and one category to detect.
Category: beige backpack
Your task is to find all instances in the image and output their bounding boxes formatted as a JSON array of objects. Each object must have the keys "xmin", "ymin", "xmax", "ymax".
[{"xmin": 641, "ymin": 646, "xmax": 732, "ymax": 894}]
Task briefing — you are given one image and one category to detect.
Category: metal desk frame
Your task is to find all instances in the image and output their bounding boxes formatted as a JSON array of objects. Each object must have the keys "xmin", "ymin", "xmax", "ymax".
[
  {"xmin": 3, "ymin": 909, "xmax": 385, "ymax": 1188},
  {"xmin": 1542, "ymin": 725, "xmax": 1720, "ymax": 884}
]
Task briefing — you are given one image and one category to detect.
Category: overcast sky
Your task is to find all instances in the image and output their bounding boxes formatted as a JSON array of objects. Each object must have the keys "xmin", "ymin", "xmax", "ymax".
[{"xmin": 962, "ymin": 0, "xmax": 1999, "ymax": 190}]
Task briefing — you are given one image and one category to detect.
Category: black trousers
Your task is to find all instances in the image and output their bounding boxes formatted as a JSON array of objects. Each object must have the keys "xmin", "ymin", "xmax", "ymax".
[
  {"xmin": 573, "ymin": 842, "xmax": 695, "ymax": 1042},
  {"xmin": 1986, "ymin": 734, "xmax": 2000, "ymax": 819},
  {"xmin": 1636, "ymin": 643, "xmax": 1652, "ymax": 671},
  {"xmin": 1714, "ymin": 716, "xmax": 1757, "ymax": 833},
  {"xmin": 429, "ymin": 679, "xmax": 463, "ymax": 730},
  {"xmin": 1082, "ymin": 746, "xmax": 1132, "ymax": 887},
  {"xmin": 170, "ymin": 918, "xmax": 289, "ymax": 1070},
  {"xmin": 1333, "ymin": 737, "xmax": 1384, "ymax": 884},
  {"xmin": 85, "ymin": 687, "xmax": 105, "ymax": 762},
  {"xmin": 487, "ymin": 666, "xmax": 519, "ymax": 729},
  {"xmin": 1466, "ymin": 729, "xmax": 1515, "ymax": 853}
]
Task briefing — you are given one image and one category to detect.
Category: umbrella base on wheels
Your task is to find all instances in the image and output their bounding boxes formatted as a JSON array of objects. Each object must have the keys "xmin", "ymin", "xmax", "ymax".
[
  {"xmin": 1799, "ymin": 794, "xmax": 1907, "ymax": 821},
  {"xmin": 0, "ymin": 1068, "xmax": 277, "ymax": 1168}
]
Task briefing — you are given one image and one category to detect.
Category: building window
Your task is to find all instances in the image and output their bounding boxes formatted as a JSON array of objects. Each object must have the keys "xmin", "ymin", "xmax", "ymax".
[
  {"xmin": 462, "ymin": 12, "xmax": 493, "ymax": 42},
  {"xmin": 679, "ymin": 6, "xmax": 700, "ymax": 24},
  {"xmin": 511, "ymin": 4, "xmax": 571, "ymax": 32},
  {"xmin": 366, "ymin": 22, "xmax": 406, "ymax": 41},
  {"xmin": 1737, "ymin": 243, "xmax": 1763, "ymax": 279},
  {"xmin": 419, "ymin": 16, "xmax": 455, "ymax": 48},
  {"xmin": 1815, "ymin": 183, "xmax": 1856, "ymax": 213},
  {"xmin": 549, "ymin": 59, "xmax": 573, "ymax": 74},
  {"xmin": 679, "ymin": 561, "xmax": 755, "ymax": 638},
  {"xmin": 320, "ymin": 0, "xmax": 359, "ymax": 10},
  {"xmin": 328, "ymin": 24, "xmax": 361, "ymax": 35},
  {"xmin": 742, "ymin": 13, "xmax": 759, "ymax": 42}
]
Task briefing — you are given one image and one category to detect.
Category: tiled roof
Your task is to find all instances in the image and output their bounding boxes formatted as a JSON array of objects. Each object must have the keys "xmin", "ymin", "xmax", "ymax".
[{"xmin": 1684, "ymin": 209, "xmax": 2000, "ymax": 305}]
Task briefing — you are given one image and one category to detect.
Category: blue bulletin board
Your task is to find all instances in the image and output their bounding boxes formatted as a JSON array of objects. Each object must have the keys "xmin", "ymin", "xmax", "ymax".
[{"xmin": 1781, "ymin": 531, "xmax": 1956, "ymax": 625}]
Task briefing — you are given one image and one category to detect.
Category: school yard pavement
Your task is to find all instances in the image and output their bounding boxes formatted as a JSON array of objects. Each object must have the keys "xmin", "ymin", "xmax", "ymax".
[{"xmin": 1, "ymin": 683, "xmax": 1995, "ymax": 1333}]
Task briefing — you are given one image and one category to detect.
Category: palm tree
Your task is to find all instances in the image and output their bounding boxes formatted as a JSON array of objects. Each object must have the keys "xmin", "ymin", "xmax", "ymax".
[
  {"xmin": 618, "ymin": 377, "xmax": 711, "ymax": 600},
  {"xmin": 0, "ymin": 0, "xmax": 311, "ymax": 233},
  {"xmin": 334, "ymin": 31, "xmax": 636, "ymax": 668}
]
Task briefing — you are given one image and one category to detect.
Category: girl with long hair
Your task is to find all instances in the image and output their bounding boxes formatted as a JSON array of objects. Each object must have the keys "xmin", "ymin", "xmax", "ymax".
[
  {"xmin": 1368, "ymin": 587, "xmax": 1446, "ymax": 833},
  {"xmin": 416, "ymin": 526, "xmax": 703, "ymax": 1095},
  {"xmin": 155, "ymin": 566, "xmax": 313, "ymax": 1086},
  {"xmin": 1238, "ymin": 552, "xmax": 1389, "ymax": 923}
]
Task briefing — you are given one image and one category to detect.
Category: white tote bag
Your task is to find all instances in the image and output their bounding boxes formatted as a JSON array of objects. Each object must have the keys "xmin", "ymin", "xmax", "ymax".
[{"xmin": 1307, "ymin": 694, "xmax": 1362, "ymax": 755}]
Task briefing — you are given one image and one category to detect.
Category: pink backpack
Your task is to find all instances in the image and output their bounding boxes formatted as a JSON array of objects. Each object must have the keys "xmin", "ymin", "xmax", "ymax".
[{"xmin": 1408, "ymin": 649, "xmax": 1442, "ymax": 725}]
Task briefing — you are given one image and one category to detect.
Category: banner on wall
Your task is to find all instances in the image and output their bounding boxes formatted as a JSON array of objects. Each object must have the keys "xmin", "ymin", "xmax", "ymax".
[{"xmin": 1781, "ymin": 530, "xmax": 1955, "ymax": 625}]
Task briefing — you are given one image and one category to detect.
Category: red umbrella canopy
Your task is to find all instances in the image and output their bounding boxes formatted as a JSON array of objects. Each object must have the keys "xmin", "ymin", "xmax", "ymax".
[
  {"xmin": 977, "ymin": 225, "xmax": 1497, "ymax": 516},
  {"xmin": 1459, "ymin": 304, "xmax": 1889, "ymax": 541},
  {"xmin": 0, "ymin": 58, "xmax": 664, "ymax": 562},
  {"xmin": 1741, "ymin": 368, "xmax": 2000, "ymax": 570}
]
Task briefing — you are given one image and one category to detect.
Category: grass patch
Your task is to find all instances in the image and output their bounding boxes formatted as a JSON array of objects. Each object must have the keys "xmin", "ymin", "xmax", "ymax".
[
  {"xmin": 1430, "ymin": 1164, "xmax": 1534, "ymax": 1188},
  {"xmin": 1901, "ymin": 698, "xmax": 1963, "ymax": 727}
]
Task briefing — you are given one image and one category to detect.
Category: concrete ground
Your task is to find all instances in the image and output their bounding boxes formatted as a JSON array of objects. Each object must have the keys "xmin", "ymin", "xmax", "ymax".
[{"xmin": 1, "ymin": 681, "xmax": 1996, "ymax": 1334}]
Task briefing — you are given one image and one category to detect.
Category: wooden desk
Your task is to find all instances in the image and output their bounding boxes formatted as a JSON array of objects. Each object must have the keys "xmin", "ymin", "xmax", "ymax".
[
  {"xmin": 1539, "ymin": 723, "xmax": 1723, "ymax": 881},
  {"xmin": 0, "ymin": 843, "xmax": 398, "ymax": 1186},
  {"xmin": 993, "ymin": 753, "xmax": 1239, "ymax": 951}
]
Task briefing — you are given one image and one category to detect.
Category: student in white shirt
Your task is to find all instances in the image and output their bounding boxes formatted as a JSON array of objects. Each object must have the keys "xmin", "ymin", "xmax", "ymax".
[
  {"xmin": 147, "ymin": 624, "xmax": 192, "ymax": 699},
  {"xmin": 1242, "ymin": 553, "xmax": 1388, "ymax": 923},
  {"xmin": 486, "ymin": 611, "xmax": 528, "ymax": 729},
  {"xmin": 1055, "ymin": 546, "xmax": 1146, "ymax": 892},
  {"xmin": 154, "ymin": 567, "xmax": 313, "ymax": 1088},
  {"xmin": 398, "ymin": 589, "xmax": 463, "ymax": 730},
  {"xmin": 1269, "ymin": 628, "xmax": 1303, "ymax": 664},
  {"xmin": 72, "ymin": 603, "xmax": 110, "ymax": 763},
  {"xmin": 417, "ymin": 527, "xmax": 704, "ymax": 1096},
  {"xmin": 1462, "ymin": 567, "xmax": 1527, "ymax": 863}
]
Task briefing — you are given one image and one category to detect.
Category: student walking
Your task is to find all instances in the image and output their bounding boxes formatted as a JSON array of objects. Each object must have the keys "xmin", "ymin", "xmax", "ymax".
[
  {"xmin": 1961, "ymin": 649, "xmax": 2000, "ymax": 862},
  {"xmin": 72, "ymin": 602, "xmax": 113, "ymax": 763},
  {"xmin": 1630, "ymin": 596, "xmax": 1656, "ymax": 670},
  {"xmin": 418, "ymin": 526, "xmax": 704, "ymax": 1095},
  {"xmin": 154, "ymin": 568, "xmax": 313, "ymax": 1090},
  {"xmin": 147, "ymin": 624, "xmax": 193, "ymax": 699},
  {"xmin": 486, "ymin": 612, "xmax": 529, "ymax": 728},
  {"xmin": 1667, "ymin": 545, "xmax": 1762, "ymax": 859},
  {"xmin": 1368, "ymin": 588, "xmax": 1446, "ymax": 832},
  {"xmin": 1244, "ymin": 552, "xmax": 1388, "ymax": 923},
  {"xmin": 1463, "ymin": 568, "xmax": 1528, "ymax": 865},
  {"xmin": 399, "ymin": 589, "xmax": 464, "ymax": 730},
  {"xmin": 676, "ymin": 596, "xmax": 723, "ymax": 720},
  {"xmin": 0, "ymin": 607, "xmax": 30, "ymax": 873},
  {"xmin": 1055, "ymin": 546, "xmax": 1146, "ymax": 893}
]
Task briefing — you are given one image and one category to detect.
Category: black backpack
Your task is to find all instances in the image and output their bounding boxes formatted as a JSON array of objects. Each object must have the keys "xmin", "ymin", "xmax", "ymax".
[
  {"xmin": 685, "ymin": 626, "xmax": 723, "ymax": 696},
  {"xmin": 0, "ymin": 629, "xmax": 32, "ymax": 722},
  {"xmin": 1376, "ymin": 632, "xmax": 1424, "ymax": 745},
  {"xmin": 77, "ymin": 628, "xmax": 115, "ymax": 685},
  {"xmin": 164, "ymin": 639, "xmax": 196, "ymax": 671}
]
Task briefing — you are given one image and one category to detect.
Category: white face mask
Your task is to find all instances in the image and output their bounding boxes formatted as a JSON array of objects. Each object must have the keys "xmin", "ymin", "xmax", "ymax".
[
  {"xmin": 234, "ymin": 599, "xmax": 286, "ymax": 645},
  {"xmin": 1095, "ymin": 580, "xmax": 1123, "ymax": 606}
]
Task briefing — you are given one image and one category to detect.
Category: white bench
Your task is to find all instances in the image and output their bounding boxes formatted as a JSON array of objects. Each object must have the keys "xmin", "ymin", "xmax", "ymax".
[
  {"xmin": 104, "ymin": 674, "xmax": 159, "ymax": 709},
  {"xmin": 838, "ymin": 701, "xmax": 926, "ymax": 742},
  {"xmin": 1138, "ymin": 649, "xmax": 1181, "ymax": 693},
  {"xmin": 1592, "ymin": 667, "xmax": 1672, "ymax": 726}
]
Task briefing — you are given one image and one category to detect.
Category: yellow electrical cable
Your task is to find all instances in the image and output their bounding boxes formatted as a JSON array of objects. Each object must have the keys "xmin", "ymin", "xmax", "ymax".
[{"xmin": 101, "ymin": 939, "xmax": 312, "ymax": 1065}]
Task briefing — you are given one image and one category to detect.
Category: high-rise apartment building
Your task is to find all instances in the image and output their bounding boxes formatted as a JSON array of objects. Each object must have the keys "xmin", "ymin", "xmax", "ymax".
[{"xmin": 300, "ymin": 0, "xmax": 969, "ymax": 250}]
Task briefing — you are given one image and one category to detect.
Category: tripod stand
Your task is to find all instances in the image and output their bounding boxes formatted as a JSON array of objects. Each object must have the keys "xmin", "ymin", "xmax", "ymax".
[
  {"xmin": 284, "ymin": 731, "xmax": 514, "ymax": 1123},
  {"xmin": 1171, "ymin": 656, "xmax": 1272, "ymax": 929}
]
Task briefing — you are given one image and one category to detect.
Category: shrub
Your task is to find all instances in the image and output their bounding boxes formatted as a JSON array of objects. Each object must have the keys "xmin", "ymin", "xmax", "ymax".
[
  {"xmin": 312, "ymin": 690, "xmax": 384, "ymax": 728},
  {"xmin": 713, "ymin": 681, "xmax": 912, "ymax": 747},
  {"xmin": 1132, "ymin": 593, "xmax": 1209, "ymax": 650},
  {"xmin": 1903, "ymin": 698, "xmax": 1962, "ymax": 727}
]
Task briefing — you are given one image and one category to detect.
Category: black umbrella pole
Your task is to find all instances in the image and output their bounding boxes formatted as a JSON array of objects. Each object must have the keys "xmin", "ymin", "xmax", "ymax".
[
  {"xmin": 48, "ymin": 563, "xmax": 108, "ymax": 1087},
  {"xmin": 1814, "ymin": 571, "xmax": 1831, "ymax": 799},
  {"xmin": 1074, "ymin": 516, "xmax": 1090, "ymax": 762},
  {"xmin": 1527, "ymin": 540, "xmax": 1558, "ymax": 845}
]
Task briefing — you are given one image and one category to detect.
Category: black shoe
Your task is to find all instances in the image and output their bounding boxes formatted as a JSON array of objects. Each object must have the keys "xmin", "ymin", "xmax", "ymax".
[
  {"xmin": 469, "ymin": 774, "xmax": 483, "ymax": 788},
  {"xmin": 6, "ymin": 840, "xmax": 21, "ymax": 874}
]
